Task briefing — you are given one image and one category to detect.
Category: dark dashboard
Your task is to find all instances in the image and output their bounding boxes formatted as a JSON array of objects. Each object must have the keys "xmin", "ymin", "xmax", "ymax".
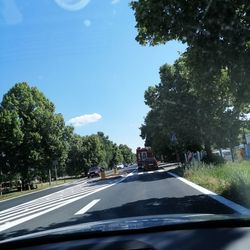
[{"xmin": 1, "ymin": 219, "xmax": 250, "ymax": 250}]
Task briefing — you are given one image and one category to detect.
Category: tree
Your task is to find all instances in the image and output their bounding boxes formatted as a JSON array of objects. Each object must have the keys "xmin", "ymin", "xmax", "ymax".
[
  {"xmin": 66, "ymin": 134, "xmax": 106, "ymax": 176},
  {"xmin": 0, "ymin": 83, "xmax": 70, "ymax": 184},
  {"xmin": 131, "ymin": 0, "xmax": 250, "ymax": 106},
  {"xmin": 140, "ymin": 57, "xmax": 242, "ymax": 160},
  {"xmin": 119, "ymin": 144, "xmax": 134, "ymax": 164},
  {"xmin": 97, "ymin": 132, "xmax": 114, "ymax": 169},
  {"xmin": 130, "ymin": 1, "xmax": 250, "ymax": 55},
  {"xmin": 110, "ymin": 144, "xmax": 123, "ymax": 168},
  {"xmin": 0, "ymin": 83, "xmax": 136, "ymax": 182},
  {"xmin": 66, "ymin": 134, "xmax": 85, "ymax": 176},
  {"xmin": 82, "ymin": 135, "xmax": 105, "ymax": 169}
]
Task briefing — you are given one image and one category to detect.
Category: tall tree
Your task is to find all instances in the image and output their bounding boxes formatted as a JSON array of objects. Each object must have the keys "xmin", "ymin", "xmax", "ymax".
[
  {"xmin": 97, "ymin": 132, "xmax": 114, "ymax": 168},
  {"xmin": 82, "ymin": 135, "xmax": 105, "ymax": 169},
  {"xmin": 110, "ymin": 144, "xmax": 123, "ymax": 168},
  {"xmin": 0, "ymin": 83, "xmax": 70, "ymax": 184},
  {"xmin": 141, "ymin": 57, "xmax": 242, "ymax": 160},
  {"xmin": 119, "ymin": 144, "xmax": 134, "ymax": 164},
  {"xmin": 131, "ymin": 0, "xmax": 250, "ymax": 106},
  {"xmin": 66, "ymin": 134, "xmax": 86, "ymax": 176}
]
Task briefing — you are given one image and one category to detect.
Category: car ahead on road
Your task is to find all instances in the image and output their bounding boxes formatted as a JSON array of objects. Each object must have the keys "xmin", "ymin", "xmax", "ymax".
[{"xmin": 87, "ymin": 166, "xmax": 102, "ymax": 178}]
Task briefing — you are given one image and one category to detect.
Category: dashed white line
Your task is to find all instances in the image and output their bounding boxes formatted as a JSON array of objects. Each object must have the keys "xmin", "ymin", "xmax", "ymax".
[
  {"xmin": 75, "ymin": 199, "xmax": 100, "ymax": 215},
  {"xmin": 147, "ymin": 171, "xmax": 154, "ymax": 174},
  {"xmin": 157, "ymin": 169, "xmax": 165, "ymax": 172},
  {"xmin": 128, "ymin": 169, "xmax": 168, "ymax": 176}
]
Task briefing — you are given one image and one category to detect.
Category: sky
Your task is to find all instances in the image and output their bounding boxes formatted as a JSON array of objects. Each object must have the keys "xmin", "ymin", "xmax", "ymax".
[{"xmin": 0, "ymin": 0, "xmax": 186, "ymax": 152}]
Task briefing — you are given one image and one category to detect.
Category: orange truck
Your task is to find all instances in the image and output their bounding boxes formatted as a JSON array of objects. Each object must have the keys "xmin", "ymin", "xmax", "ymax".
[{"xmin": 136, "ymin": 147, "xmax": 158, "ymax": 171}]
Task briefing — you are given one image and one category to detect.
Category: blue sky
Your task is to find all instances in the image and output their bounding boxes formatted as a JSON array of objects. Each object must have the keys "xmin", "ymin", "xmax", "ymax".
[{"xmin": 0, "ymin": 0, "xmax": 186, "ymax": 152}]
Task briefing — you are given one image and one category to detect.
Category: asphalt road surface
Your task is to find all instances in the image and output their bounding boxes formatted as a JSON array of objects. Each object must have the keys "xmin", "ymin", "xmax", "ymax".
[{"xmin": 0, "ymin": 166, "xmax": 235, "ymax": 241}]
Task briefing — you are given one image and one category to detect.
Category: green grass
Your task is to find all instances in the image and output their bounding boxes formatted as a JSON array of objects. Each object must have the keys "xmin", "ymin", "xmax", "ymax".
[
  {"xmin": 0, "ymin": 178, "xmax": 79, "ymax": 201},
  {"xmin": 172, "ymin": 161, "xmax": 250, "ymax": 208}
]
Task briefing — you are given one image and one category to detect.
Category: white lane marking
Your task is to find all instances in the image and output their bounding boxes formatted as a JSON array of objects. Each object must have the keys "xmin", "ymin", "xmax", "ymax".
[
  {"xmin": 157, "ymin": 169, "xmax": 165, "ymax": 172},
  {"xmin": 0, "ymin": 179, "xmax": 88, "ymax": 204},
  {"xmin": 147, "ymin": 171, "xmax": 154, "ymax": 174},
  {"xmin": 168, "ymin": 172, "xmax": 250, "ymax": 216},
  {"xmin": 0, "ymin": 176, "xmax": 128, "ymax": 232},
  {"xmin": 0, "ymin": 188, "xmax": 101, "ymax": 222},
  {"xmin": 0, "ymin": 184, "xmax": 106, "ymax": 217},
  {"xmin": 0, "ymin": 199, "xmax": 67, "ymax": 224},
  {"xmin": 0, "ymin": 187, "xmax": 93, "ymax": 216},
  {"xmin": 0, "ymin": 196, "xmax": 82, "ymax": 232},
  {"xmin": 128, "ymin": 169, "xmax": 168, "ymax": 176},
  {"xmin": 75, "ymin": 199, "xmax": 100, "ymax": 215}
]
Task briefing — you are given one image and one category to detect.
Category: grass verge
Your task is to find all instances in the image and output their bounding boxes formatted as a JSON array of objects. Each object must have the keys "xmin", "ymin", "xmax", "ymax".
[
  {"xmin": 0, "ymin": 178, "xmax": 79, "ymax": 202},
  {"xmin": 172, "ymin": 161, "xmax": 250, "ymax": 208}
]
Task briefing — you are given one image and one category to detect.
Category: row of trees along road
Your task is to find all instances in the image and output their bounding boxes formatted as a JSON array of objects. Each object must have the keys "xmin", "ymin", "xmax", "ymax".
[
  {"xmin": 0, "ymin": 83, "xmax": 135, "ymax": 187},
  {"xmin": 131, "ymin": 0, "xmax": 250, "ymax": 162}
]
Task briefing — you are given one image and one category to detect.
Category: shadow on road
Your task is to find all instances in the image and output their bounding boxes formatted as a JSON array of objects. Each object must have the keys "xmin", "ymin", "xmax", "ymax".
[
  {"xmin": 0, "ymin": 193, "xmax": 236, "ymax": 241},
  {"xmin": 86, "ymin": 168, "xmax": 175, "ymax": 186},
  {"xmin": 122, "ymin": 171, "xmax": 174, "ymax": 183}
]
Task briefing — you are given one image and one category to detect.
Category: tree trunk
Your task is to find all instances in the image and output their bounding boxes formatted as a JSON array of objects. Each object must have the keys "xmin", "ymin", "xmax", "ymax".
[
  {"xmin": 230, "ymin": 147, "xmax": 235, "ymax": 162},
  {"xmin": 205, "ymin": 143, "xmax": 213, "ymax": 160}
]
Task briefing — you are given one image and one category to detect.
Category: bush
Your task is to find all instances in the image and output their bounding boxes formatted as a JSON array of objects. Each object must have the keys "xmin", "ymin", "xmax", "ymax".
[
  {"xmin": 177, "ymin": 161, "xmax": 250, "ymax": 208},
  {"xmin": 201, "ymin": 154, "xmax": 225, "ymax": 165}
]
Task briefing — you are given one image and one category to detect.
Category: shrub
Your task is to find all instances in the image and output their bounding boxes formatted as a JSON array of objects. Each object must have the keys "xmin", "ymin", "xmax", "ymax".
[{"xmin": 201, "ymin": 154, "xmax": 225, "ymax": 165}]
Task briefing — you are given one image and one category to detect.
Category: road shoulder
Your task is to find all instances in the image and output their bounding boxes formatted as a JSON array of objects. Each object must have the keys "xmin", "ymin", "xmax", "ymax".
[{"xmin": 168, "ymin": 171, "xmax": 250, "ymax": 216}]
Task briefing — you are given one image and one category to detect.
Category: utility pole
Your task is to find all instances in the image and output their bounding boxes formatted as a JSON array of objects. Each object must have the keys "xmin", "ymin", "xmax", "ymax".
[
  {"xmin": 53, "ymin": 160, "xmax": 58, "ymax": 185},
  {"xmin": 0, "ymin": 171, "xmax": 2, "ymax": 196},
  {"xmin": 49, "ymin": 169, "xmax": 51, "ymax": 186}
]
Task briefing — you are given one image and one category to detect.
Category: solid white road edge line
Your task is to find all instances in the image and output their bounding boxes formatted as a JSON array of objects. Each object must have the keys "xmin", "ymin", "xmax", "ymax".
[
  {"xmin": 75, "ymin": 199, "xmax": 100, "ymax": 215},
  {"xmin": 168, "ymin": 172, "xmax": 250, "ymax": 216}
]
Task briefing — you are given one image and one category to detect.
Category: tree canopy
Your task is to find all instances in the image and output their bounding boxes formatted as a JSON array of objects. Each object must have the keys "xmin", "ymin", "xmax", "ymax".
[
  {"xmin": 140, "ymin": 57, "xmax": 243, "ymax": 160},
  {"xmin": 131, "ymin": 0, "xmax": 250, "ymax": 160},
  {"xmin": 0, "ymin": 83, "xmax": 135, "ymax": 183},
  {"xmin": 131, "ymin": 0, "xmax": 250, "ymax": 106},
  {"xmin": 0, "ymin": 83, "xmax": 71, "ymax": 182},
  {"xmin": 131, "ymin": 0, "xmax": 250, "ymax": 52}
]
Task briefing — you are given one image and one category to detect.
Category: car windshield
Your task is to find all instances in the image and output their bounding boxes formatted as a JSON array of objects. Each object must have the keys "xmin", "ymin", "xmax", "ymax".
[{"xmin": 1, "ymin": 0, "xmax": 250, "ymax": 242}]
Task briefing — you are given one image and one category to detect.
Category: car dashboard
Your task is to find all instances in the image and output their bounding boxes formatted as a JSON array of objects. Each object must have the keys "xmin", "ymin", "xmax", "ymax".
[{"xmin": 1, "ymin": 220, "xmax": 250, "ymax": 250}]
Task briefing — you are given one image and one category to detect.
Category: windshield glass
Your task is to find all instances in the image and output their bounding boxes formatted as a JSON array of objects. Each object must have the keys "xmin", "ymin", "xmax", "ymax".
[{"xmin": 1, "ymin": 0, "xmax": 250, "ymax": 241}]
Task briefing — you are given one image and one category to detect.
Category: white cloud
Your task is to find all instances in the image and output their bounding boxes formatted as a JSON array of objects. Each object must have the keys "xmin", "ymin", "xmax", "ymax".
[
  {"xmin": 111, "ymin": 0, "xmax": 120, "ymax": 4},
  {"xmin": 67, "ymin": 113, "xmax": 102, "ymax": 127},
  {"xmin": 83, "ymin": 19, "xmax": 91, "ymax": 27}
]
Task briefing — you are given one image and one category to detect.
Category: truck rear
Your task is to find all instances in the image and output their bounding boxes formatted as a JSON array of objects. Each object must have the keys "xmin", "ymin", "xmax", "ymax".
[{"xmin": 136, "ymin": 147, "xmax": 158, "ymax": 171}]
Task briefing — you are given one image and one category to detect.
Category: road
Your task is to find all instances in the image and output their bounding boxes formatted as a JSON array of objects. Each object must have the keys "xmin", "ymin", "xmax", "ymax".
[{"xmin": 0, "ymin": 165, "xmax": 235, "ymax": 241}]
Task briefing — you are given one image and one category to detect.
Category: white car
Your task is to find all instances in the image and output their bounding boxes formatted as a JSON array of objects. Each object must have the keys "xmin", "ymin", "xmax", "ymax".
[{"xmin": 116, "ymin": 164, "xmax": 124, "ymax": 169}]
